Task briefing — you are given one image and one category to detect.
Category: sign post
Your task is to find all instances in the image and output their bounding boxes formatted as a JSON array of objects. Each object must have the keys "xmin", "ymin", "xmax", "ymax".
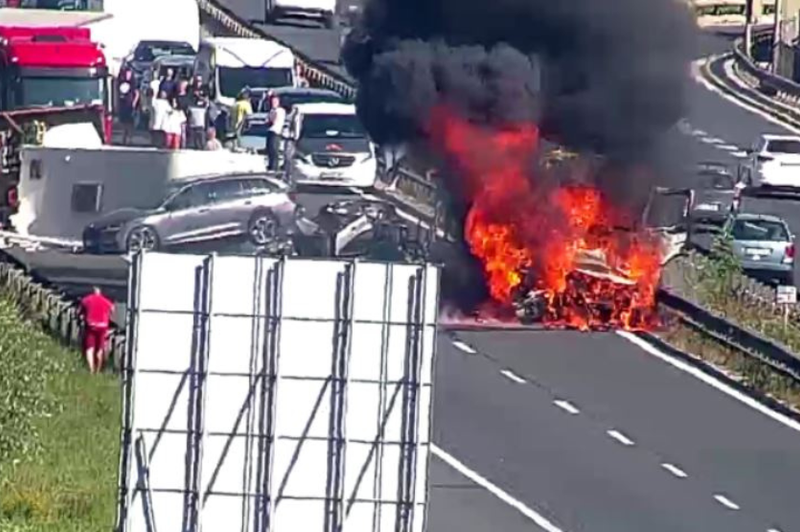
[{"xmin": 776, "ymin": 284, "xmax": 797, "ymax": 331}]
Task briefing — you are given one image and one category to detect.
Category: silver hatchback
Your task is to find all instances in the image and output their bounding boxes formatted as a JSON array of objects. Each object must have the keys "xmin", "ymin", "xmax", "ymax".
[
  {"xmin": 83, "ymin": 174, "xmax": 299, "ymax": 254},
  {"xmin": 724, "ymin": 213, "xmax": 795, "ymax": 285}
]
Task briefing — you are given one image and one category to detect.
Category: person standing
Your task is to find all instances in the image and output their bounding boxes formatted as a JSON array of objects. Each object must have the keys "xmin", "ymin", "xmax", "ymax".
[
  {"xmin": 233, "ymin": 88, "xmax": 253, "ymax": 144},
  {"xmin": 205, "ymin": 127, "xmax": 223, "ymax": 151},
  {"xmin": 174, "ymin": 79, "xmax": 191, "ymax": 148},
  {"xmin": 164, "ymin": 99, "xmax": 185, "ymax": 151},
  {"xmin": 149, "ymin": 89, "xmax": 171, "ymax": 148},
  {"xmin": 283, "ymin": 102, "xmax": 300, "ymax": 183},
  {"xmin": 187, "ymin": 95, "xmax": 210, "ymax": 150},
  {"xmin": 79, "ymin": 286, "xmax": 114, "ymax": 374},
  {"xmin": 158, "ymin": 68, "xmax": 177, "ymax": 99},
  {"xmin": 116, "ymin": 69, "xmax": 139, "ymax": 145},
  {"xmin": 265, "ymin": 94, "xmax": 286, "ymax": 171}
]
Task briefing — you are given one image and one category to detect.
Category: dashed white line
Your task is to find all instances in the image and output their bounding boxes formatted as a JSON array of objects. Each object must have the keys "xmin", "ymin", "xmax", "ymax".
[
  {"xmin": 660, "ymin": 463, "xmax": 688, "ymax": 479},
  {"xmin": 553, "ymin": 400, "xmax": 580, "ymax": 415},
  {"xmin": 690, "ymin": 128, "xmax": 708, "ymax": 137},
  {"xmin": 432, "ymin": 444, "xmax": 568, "ymax": 532},
  {"xmin": 606, "ymin": 429, "xmax": 635, "ymax": 446},
  {"xmin": 767, "ymin": 528, "xmax": 784, "ymax": 532},
  {"xmin": 702, "ymin": 136, "xmax": 725, "ymax": 144},
  {"xmin": 715, "ymin": 144, "xmax": 740, "ymax": 151},
  {"xmin": 713, "ymin": 494, "xmax": 741, "ymax": 511},
  {"xmin": 731, "ymin": 150, "xmax": 749, "ymax": 158},
  {"xmin": 451, "ymin": 340, "xmax": 476, "ymax": 354},
  {"xmin": 500, "ymin": 369, "xmax": 526, "ymax": 384}
]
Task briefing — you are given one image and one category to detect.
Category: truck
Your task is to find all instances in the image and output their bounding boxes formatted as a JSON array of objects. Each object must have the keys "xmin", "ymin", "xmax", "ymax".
[{"xmin": 0, "ymin": 24, "xmax": 113, "ymax": 143}]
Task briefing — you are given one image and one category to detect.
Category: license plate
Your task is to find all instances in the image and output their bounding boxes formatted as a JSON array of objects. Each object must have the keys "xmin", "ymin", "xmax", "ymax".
[
  {"xmin": 745, "ymin": 248, "xmax": 770, "ymax": 257},
  {"xmin": 320, "ymin": 172, "xmax": 343, "ymax": 179},
  {"xmin": 695, "ymin": 203, "xmax": 720, "ymax": 211}
]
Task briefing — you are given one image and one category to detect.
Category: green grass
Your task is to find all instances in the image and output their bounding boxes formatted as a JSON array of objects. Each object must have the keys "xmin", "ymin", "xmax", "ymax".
[{"xmin": 0, "ymin": 294, "xmax": 120, "ymax": 532}]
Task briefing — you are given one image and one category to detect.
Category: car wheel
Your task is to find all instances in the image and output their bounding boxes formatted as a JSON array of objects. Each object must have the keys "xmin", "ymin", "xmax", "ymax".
[
  {"xmin": 126, "ymin": 226, "xmax": 160, "ymax": 253},
  {"xmin": 248, "ymin": 211, "xmax": 279, "ymax": 246}
]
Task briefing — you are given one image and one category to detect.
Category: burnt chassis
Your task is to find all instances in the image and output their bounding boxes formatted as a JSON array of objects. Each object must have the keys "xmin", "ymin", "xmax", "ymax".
[{"xmin": 510, "ymin": 187, "xmax": 695, "ymax": 327}]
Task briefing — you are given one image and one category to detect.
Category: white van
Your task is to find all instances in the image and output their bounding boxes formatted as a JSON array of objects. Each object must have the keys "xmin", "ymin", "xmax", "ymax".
[
  {"xmin": 193, "ymin": 37, "xmax": 297, "ymax": 111},
  {"xmin": 265, "ymin": 0, "xmax": 338, "ymax": 29},
  {"xmin": 290, "ymin": 103, "xmax": 377, "ymax": 189}
]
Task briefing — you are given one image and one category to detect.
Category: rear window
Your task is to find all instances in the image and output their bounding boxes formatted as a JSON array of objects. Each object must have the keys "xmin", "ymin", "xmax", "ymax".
[
  {"xmin": 135, "ymin": 42, "xmax": 195, "ymax": 62},
  {"xmin": 698, "ymin": 172, "xmax": 734, "ymax": 190},
  {"xmin": 731, "ymin": 219, "xmax": 790, "ymax": 241},
  {"xmin": 766, "ymin": 140, "xmax": 800, "ymax": 154}
]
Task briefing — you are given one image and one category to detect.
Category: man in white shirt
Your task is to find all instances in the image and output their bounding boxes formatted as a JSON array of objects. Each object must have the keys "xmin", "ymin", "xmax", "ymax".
[
  {"xmin": 149, "ymin": 90, "xmax": 171, "ymax": 148},
  {"xmin": 265, "ymin": 95, "xmax": 286, "ymax": 171}
]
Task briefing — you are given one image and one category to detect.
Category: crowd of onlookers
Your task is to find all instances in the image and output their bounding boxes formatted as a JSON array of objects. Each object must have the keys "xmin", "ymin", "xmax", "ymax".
[{"xmin": 116, "ymin": 67, "xmax": 226, "ymax": 151}]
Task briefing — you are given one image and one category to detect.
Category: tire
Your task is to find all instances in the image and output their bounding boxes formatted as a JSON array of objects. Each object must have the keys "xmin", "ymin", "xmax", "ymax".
[
  {"xmin": 248, "ymin": 211, "xmax": 279, "ymax": 246},
  {"xmin": 125, "ymin": 225, "xmax": 160, "ymax": 253}
]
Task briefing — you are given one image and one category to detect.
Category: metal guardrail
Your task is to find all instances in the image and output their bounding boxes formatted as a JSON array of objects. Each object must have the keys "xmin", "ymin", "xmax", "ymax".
[
  {"xmin": 0, "ymin": 253, "xmax": 126, "ymax": 368},
  {"xmin": 732, "ymin": 30, "xmax": 800, "ymax": 109}
]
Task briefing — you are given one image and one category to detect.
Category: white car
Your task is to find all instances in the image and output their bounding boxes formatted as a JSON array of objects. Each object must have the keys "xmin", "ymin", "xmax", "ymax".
[
  {"xmin": 290, "ymin": 103, "xmax": 378, "ymax": 189},
  {"xmin": 742, "ymin": 134, "xmax": 800, "ymax": 188}
]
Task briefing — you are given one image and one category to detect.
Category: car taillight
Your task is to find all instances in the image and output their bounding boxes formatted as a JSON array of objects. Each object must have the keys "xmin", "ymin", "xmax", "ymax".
[
  {"xmin": 786, "ymin": 244, "xmax": 795, "ymax": 259},
  {"xmin": 6, "ymin": 187, "xmax": 18, "ymax": 209}
]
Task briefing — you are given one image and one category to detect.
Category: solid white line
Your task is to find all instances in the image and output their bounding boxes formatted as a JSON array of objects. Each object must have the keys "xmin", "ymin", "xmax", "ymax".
[
  {"xmin": 617, "ymin": 331, "xmax": 800, "ymax": 434},
  {"xmin": 660, "ymin": 463, "xmax": 688, "ymax": 479},
  {"xmin": 713, "ymin": 494, "xmax": 741, "ymax": 510},
  {"xmin": 606, "ymin": 429, "xmax": 635, "ymax": 446},
  {"xmin": 500, "ymin": 369, "xmax": 526, "ymax": 384},
  {"xmin": 715, "ymin": 144, "xmax": 740, "ymax": 151},
  {"xmin": 553, "ymin": 400, "xmax": 580, "ymax": 415},
  {"xmin": 431, "ymin": 444, "xmax": 568, "ymax": 532},
  {"xmin": 452, "ymin": 340, "xmax": 476, "ymax": 354},
  {"xmin": 692, "ymin": 57, "xmax": 800, "ymax": 135}
]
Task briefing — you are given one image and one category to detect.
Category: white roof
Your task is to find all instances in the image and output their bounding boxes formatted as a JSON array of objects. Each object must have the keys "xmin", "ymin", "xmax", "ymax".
[
  {"xmin": 202, "ymin": 37, "xmax": 295, "ymax": 69},
  {"xmin": 0, "ymin": 7, "xmax": 111, "ymax": 27},
  {"xmin": 761, "ymin": 134, "xmax": 800, "ymax": 141},
  {"xmin": 294, "ymin": 103, "xmax": 357, "ymax": 116}
]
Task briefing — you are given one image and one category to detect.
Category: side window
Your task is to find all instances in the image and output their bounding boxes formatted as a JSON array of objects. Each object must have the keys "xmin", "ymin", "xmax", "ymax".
[
  {"xmin": 208, "ymin": 180, "xmax": 245, "ymax": 202},
  {"xmin": 168, "ymin": 185, "xmax": 209, "ymax": 211},
  {"xmin": 242, "ymin": 178, "xmax": 279, "ymax": 196}
]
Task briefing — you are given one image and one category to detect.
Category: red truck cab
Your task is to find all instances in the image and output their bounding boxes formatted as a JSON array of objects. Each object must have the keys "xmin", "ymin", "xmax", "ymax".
[{"xmin": 0, "ymin": 26, "xmax": 112, "ymax": 143}]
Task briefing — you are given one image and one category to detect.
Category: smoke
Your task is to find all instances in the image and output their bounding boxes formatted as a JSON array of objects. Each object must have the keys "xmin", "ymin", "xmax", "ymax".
[{"xmin": 343, "ymin": 0, "xmax": 697, "ymax": 159}]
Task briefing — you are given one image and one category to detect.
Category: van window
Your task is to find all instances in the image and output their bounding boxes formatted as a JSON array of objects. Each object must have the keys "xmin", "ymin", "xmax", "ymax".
[
  {"xmin": 218, "ymin": 67, "xmax": 293, "ymax": 98},
  {"xmin": 766, "ymin": 139, "xmax": 800, "ymax": 154},
  {"xmin": 732, "ymin": 219, "xmax": 789, "ymax": 242},
  {"xmin": 301, "ymin": 114, "xmax": 367, "ymax": 138}
]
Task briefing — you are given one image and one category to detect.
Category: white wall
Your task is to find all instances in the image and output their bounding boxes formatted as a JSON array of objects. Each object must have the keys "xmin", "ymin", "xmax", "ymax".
[{"xmin": 12, "ymin": 147, "xmax": 267, "ymax": 240}]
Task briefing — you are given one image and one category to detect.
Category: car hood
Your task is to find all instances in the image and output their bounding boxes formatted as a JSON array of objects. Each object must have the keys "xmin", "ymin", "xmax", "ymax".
[
  {"xmin": 86, "ymin": 208, "xmax": 150, "ymax": 229},
  {"xmin": 296, "ymin": 136, "xmax": 372, "ymax": 155}
]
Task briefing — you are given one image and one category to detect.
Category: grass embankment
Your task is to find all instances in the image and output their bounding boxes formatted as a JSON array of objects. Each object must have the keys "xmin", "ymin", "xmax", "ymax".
[{"xmin": 0, "ymin": 294, "xmax": 120, "ymax": 532}]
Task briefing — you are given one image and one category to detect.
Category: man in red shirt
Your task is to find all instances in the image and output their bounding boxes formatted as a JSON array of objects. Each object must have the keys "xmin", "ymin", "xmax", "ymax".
[{"xmin": 79, "ymin": 286, "xmax": 115, "ymax": 374}]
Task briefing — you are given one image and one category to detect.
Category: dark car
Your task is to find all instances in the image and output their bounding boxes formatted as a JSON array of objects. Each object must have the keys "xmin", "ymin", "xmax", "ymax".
[
  {"xmin": 82, "ymin": 174, "xmax": 298, "ymax": 254},
  {"xmin": 248, "ymin": 87, "xmax": 346, "ymax": 113},
  {"xmin": 125, "ymin": 40, "xmax": 197, "ymax": 78},
  {"xmin": 691, "ymin": 162, "xmax": 738, "ymax": 224}
]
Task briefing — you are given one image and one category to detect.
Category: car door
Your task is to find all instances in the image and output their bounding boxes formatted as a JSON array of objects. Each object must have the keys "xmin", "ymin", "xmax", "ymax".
[
  {"xmin": 157, "ymin": 183, "xmax": 214, "ymax": 244},
  {"xmin": 192, "ymin": 179, "xmax": 251, "ymax": 240}
]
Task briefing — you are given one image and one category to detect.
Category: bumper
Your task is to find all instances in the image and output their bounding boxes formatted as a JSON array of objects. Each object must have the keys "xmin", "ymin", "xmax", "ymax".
[
  {"xmin": 292, "ymin": 159, "xmax": 377, "ymax": 189},
  {"xmin": 759, "ymin": 168, "xmax": 800, "ymax": 188},
  {"xmin": 83, "ymin": 227, "xmax": 124, "ymax": 254}
]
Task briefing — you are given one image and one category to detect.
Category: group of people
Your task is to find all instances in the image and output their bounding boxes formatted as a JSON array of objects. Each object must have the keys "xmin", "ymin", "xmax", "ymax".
[{"xmin": 117, "ymin": 67, "xmax": 225, "ymax": 151}]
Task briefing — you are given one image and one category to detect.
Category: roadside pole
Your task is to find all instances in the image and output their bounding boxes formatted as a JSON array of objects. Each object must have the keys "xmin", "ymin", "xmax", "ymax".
[
  {"xmin": 745, "ymin": 0, "xmax": 754, "ymax": 59},
  {"xmin": 772, "ymin": 0, "xmax": 784, "ymax": 74}
]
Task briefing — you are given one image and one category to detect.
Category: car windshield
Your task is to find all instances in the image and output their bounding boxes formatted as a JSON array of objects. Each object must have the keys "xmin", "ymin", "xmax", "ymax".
[
  {"xmin": 15, "ymin": 76, "xmax": 104, "ymax": 108},
  {"xmin": 301, "ymin": 113, "xmax": 367, "ymax": 139},
  {"xmin": 218, "ymin": 67, "xmax": 293, "ymax": 98},
  {"xmin": 731, "ymin": 219, "xmax": 790, "ymax": 242},
  {"xmin": 135, "ymin": 42, "xmax": 196, "ymax": 62},
  {"xmin": 698, "ymin": 172, "xmax": 734, "ymax": 190},
  {"xmin": 766, "ymin": 139, "xmax": 800, "ymax": 154},
  {"xmin": 282, "ymin": 92, "xmax": 344, "ymax": 108}
]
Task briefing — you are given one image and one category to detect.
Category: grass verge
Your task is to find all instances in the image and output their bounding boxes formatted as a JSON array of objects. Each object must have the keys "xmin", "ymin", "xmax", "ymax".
[
  {"xmin": 0, "ymin": 293, "xmax": 120, "ymax": 532},
  {"xmin": 659, "ymin": 317, "xmax": 800, "ymax": 412}
]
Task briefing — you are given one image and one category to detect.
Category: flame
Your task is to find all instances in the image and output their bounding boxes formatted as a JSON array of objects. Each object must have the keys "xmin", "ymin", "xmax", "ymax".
[{"xmin": 428, "ymin": 106, "xmax": 662, "ymax": 331}]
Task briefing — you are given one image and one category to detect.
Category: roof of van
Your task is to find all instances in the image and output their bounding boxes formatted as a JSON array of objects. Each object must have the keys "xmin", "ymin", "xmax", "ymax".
[
  {"xmin": 0, "ymin": 7, "xmax": 110, "ymax": 27},
  {"xmin": 201, "ymin": 37, "xmax": 295, "ymax": 69},
  {"xmin": 294, "ymin": 103, "xmax": 357, "ymax": 115}
]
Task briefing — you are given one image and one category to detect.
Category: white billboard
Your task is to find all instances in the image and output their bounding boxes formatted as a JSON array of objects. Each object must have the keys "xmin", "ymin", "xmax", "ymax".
[{"xmin": 116, "ymin": 252, "xmax": 440, "ymax": 532}]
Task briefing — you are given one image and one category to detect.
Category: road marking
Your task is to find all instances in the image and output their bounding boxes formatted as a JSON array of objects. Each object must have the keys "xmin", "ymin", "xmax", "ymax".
[
  {"xmin": 715, "ymin": 144, "xmax": 741, "ymax": 151},
  {"xmin": 606, "ymin": 429, "xmax": 635, "ymax": 446},
  {"xmin": 691, "ymin": 57, "xmax": 800, "ymax": 135},
  {"xmin": 690, "ymin": 128, "xmax": 708, "ymax": 137},
  {"xmin": 431, "ymin": 444, "xmax": 568, "ymax": 532},
  {"xmin": 660, "ymin": 463, "xmax": 688, "ymax": 478},
  {"xmin": 767, "ymin": 528, "xmax": 784, "ymax": 532},
  {"xmin": 731, "ymin": 150, "xmax": 749, "ymax": 157},
  {"xmin": 553, "ymin": 400, "xmax": 580, "ymax": 415},
  {"xmin": 702, "ymin": 136, "xmax": 725, "ymax": 144},
  {"xmin": 452, "ymin": 340, "xmax": 476, "ymax": 354},
  {"xmin": 713, "ymin": 494, "xmax": 740, "ymax": 510},
  {"xmin": 617, "ymin": 331, "xmax": 800, "ymax": 434},
  {"xmin": 500, "ymin": 369, "xmax": 526, "ymax": 384}
]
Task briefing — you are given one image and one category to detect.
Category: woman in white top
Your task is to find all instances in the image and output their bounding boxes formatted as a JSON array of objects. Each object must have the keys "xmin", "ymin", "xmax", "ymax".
[
  {"xmin": 149, "ymin": 90, "xmax": 172, "ymax": 148},
  {"xmin": 164, "ymin": 101, "xmax": 186, "ymax": 151}
]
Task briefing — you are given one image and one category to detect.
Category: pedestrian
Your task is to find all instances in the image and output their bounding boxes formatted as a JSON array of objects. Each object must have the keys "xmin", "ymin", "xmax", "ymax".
[
  {"xmin": 233, "ymin": 88, "xmax": 253, "ymax": 143},
  {"xmin": 294, "ymin": 63, "xmax": 310, "ymax": 88},
  {"xmin": 174, "ymin": 79, "xmax": 191, "ymax": 148},
  {"xmin": 149, "ymin": 89, "xmax": 171, "ymax": 148},
  {"xmin": 116, "ymin": 68, "xmax": 139, "ymax": 145},
  {"xmin": 187, "ymin": 95, "xmax": 210, "ymax": 150},
  {"xmin": 164, "ymin": 99, "xmax": 185, "ymax": 150},
  {"xmin": 265, "ymin": 94, "xmax": 286, "ymax": 171},
  {"xmin": 255, "ymin": 89, "xmax": 273, "ymax": 113},
  {"xmin": 79, "ymin": 286, "xmax": 114, "ymax": 374},
  {"xmin": 283, "ymin": 102, "xmax": 300, "ymax": 183},
  {"xmin": 158, "ymin": 67, "xmax": 177, "ymax": 99},
  {"xmin": 191, "ymin": 74, "xmax": 208, "ymax": 100},
  {"xmin": 205, "ymin": 126, "xmax": 223, "ymax": 151}
]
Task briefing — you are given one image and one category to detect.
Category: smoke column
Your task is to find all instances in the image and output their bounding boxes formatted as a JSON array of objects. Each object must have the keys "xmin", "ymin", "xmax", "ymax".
[{"xmin": 342, "ymin": 0, "xmax": 698, "ymax": 310}]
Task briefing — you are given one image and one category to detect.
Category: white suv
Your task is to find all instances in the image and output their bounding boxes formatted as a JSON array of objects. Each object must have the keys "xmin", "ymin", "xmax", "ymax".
[
  {"xmin": 741, "ymin": 134, "xmax": 800, "ymax": 189},
  {"xmin": 290, "ymin": 103, "xmax": 378, "ymax": 189}
]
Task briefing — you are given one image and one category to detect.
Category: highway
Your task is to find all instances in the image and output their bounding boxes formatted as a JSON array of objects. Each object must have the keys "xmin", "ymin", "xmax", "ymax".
[{"xmin": 5, "ymin": 7, "xmax": 800, "ymax": 530}]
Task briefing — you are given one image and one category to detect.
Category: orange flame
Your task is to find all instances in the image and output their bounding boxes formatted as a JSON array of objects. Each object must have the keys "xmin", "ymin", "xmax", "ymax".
[{"xmin": 428, "ymin": 106, "xmax": 662, "ymax": 331}]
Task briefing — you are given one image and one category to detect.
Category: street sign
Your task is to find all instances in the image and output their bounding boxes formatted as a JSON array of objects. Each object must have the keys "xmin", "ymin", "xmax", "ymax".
[{"xmin": 776, "ymin": 284, "xmax": 797, "ymax": 305}]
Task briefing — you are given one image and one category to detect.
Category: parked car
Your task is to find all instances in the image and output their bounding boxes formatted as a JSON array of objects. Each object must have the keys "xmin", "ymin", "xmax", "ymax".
[
  {"xmin": 125, "ymin": 40, "xmax": 197, "ymax": 78},
  {"xmin": 82, "ymin": 174, "xmax": 299, "ymax": 254},
  {"xmin": 740, "ymin": 134, "xmax": 800, "ymax": 189},
  {"xmin": 691, "ymin": 162, "xmax": 737, "ymax": 224},
  {"xmin": 723, "ymin": 213, "xmax": 795, "ymax": 285},
  {"xmin": 290, "ymin": 103, "xmax": 378, "ymax": 189},
  {"xmin": 248, "ymin": 87, "xmax": 346, "ymax": 113}
]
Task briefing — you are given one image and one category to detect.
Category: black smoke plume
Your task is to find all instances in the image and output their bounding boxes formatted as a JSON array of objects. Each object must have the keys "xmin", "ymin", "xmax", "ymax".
[{"xmin": 343, "ymin": 0, "xmax": 697, "ymax": 158}]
